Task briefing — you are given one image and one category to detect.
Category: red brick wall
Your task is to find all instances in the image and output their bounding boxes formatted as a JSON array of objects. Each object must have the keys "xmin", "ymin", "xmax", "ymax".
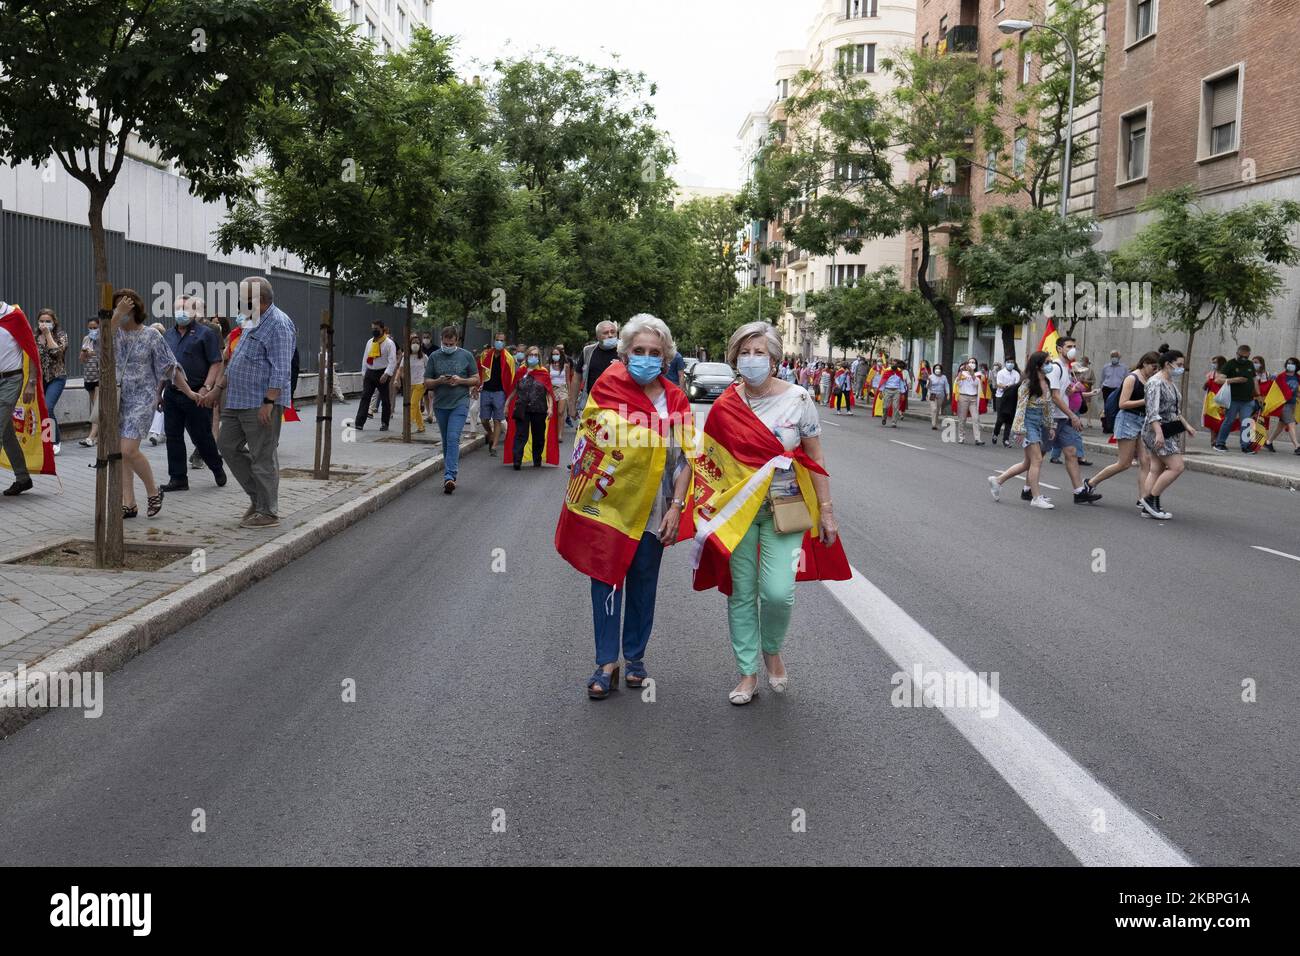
[{"xmin": 1098, "ymin": 0, "xmax": 1300, "ymax": 217}]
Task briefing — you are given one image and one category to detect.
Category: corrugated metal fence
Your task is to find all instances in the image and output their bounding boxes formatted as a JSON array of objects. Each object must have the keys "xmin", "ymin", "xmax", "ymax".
[{"xmin": 0, "ymin": 208, "xmax": 408, "ymax": 379}]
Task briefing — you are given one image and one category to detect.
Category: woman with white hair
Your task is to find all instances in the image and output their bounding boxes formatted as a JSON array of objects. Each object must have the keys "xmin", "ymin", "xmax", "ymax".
[
  {"xmin": 686, "ymin": 321, "xmax": 848, "ymax": 705},
  {"xmin": 555, "ymin": 313, "xmax": 695, "ymax": 700}
]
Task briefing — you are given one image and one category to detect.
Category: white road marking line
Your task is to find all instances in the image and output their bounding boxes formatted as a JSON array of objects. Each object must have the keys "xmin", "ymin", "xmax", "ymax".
[
  {"xmin": 821, "ymin": 418, "xmax": 841, "ymax": 427},
  {"xmin": 889, "ymin": 439, "xmax": 926, "ymax": 451},
  {"xmin": 823, "ymin": 567, "xmax": 1192, "ymax": 867},
  {"xmin": 1252, "ymin": 545, "xmax": 1300, "ymax": 563},
  {"xmin": 1039, "ymin": 482, "xmax": 1061, "ymax": 490}
]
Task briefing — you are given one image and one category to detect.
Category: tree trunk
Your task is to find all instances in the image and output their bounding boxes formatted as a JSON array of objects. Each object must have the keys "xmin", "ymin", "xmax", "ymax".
[
  {"xmin": 1182, "ymin": 327, "xmax": 1197, "ymax": 413},
  {"xmin": 403, "ymin": 297, "xmax": 414, "ymax": 443},
  {"xmin": 88, "ymin": 188, "xmax": 124, "ymax": 569},
  {"xmin": 317, "ymin": 271, "xmax": 336, "ymax": 480},
  {"xmin": 916, "ymin": 235, "xmax": 956, "ymax": 383},
  {"xmin": 1000, "ymin": 322, "xmax": 1018, "ymax": 366}
]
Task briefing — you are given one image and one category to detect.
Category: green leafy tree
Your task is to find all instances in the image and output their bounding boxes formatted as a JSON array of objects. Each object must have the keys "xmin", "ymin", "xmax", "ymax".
[
  {"xmin": 738, "ymin": 46, "xmax": 999, "ymax": 378},
  {"xmin": 955, "ymin": 205, "xmax": 1107, "ymax": 353},
  {"xmin": 0, "ymin": 0, "xmax": 344, "ymax": 566},
  {"xmin": 980, "ymin": 1, "xmax": 1105, "ymax": 211},
  {"xmin": 809, "ymin": 267, "xmax": 936, "ymax": 360},
  {"xmin": 363, "ymin": 32, "xmax": 503, "ymax": 442},
  {"xmin": 676, "ymin": 195, "xmax": 743, "ymax": 353},
  {"xmin": 217, "ymin": 28, "xmax": 392, "ymax": 478},
  {"xmin": 487, "ymin": 52, "xmax": 681, "ymax": 348},
  {"xmin": 1111, "ymin": 187, "xmax": 1300, "ymax": 405}
]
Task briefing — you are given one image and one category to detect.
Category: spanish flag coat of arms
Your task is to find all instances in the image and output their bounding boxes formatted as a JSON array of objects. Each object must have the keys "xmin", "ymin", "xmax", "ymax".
[{"xmin": 555, "ymin": 361, "xmax": 694, "ymax": 587}]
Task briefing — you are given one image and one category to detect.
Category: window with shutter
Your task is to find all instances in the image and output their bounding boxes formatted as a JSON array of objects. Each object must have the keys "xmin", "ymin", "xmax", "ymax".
[
  {"xmin": 1208, "ymin": 73, "xmax": 1239, "ymax": 155},
  {"xmin": 1123, "ymin": 111, "xmax": 1148, "ymax": 181}
]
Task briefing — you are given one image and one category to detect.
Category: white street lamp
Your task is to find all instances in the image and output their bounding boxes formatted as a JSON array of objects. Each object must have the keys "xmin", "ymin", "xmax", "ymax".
[{"xmin": 998, "ymin": 19, "xmax": 1078, "ymax": 220}]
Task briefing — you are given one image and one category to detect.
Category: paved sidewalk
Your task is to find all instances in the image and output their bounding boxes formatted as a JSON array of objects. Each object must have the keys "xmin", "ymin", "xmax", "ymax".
[{"xmin": 0, "ymin": 403, "xmax": 469, "ymax": 673}]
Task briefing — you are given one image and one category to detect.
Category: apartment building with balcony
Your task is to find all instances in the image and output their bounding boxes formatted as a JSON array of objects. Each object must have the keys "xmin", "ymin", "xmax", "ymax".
[
  {"xmin": 737, "ymin": 111, "xmax": 771, "ymax": 290},
  {"xmin": 1094, "ymin": 0, "xmax": 1300, "ymax": 365},
  {"xmin": 743, "ymin": 0, "xmax": 918, "ymax": 361},
  {"xmin": 902, "ymin": 0, "xmax": 1105, "ymax": 371}
]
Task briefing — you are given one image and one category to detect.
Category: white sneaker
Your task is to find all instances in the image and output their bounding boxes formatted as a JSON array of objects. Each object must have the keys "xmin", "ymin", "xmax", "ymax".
[
  {"xmin": 987, "ymin": 476, "xmax": 1001, "ymax": 501},
  {"xmin": 1030, "ymin": 495, "xmax": 1055, "ymax": 509}
]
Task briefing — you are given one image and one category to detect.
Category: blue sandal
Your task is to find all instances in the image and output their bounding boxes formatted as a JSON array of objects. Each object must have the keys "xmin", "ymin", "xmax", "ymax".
[
  {"xmin": 624, "ymin": 660, "xmax": 649, "ymax": 689},
  {"xmin": 587, "ymin": 665, "xmax": 620, "ymax": 700}
]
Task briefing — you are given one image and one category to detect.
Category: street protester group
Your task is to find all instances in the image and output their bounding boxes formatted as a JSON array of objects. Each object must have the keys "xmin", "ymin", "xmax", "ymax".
[{"xmin": 555, "ymin": 315, "xmax": 849, "ymax": 705}]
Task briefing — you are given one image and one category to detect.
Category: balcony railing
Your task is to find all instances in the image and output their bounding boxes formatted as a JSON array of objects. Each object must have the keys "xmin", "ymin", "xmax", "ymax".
[
  {"xmin": 929, "ymin": 194, "xmax": 972, "ymax": 225},
  {"xmin": 939, "ymin": 25, "xmax": 978, "ymax": 55}
]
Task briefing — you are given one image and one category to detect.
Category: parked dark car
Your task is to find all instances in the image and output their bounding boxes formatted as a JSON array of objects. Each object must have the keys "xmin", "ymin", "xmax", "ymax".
[{"xmin": 682, "ymin": 361, "xmax": 736, "ymax": 402}]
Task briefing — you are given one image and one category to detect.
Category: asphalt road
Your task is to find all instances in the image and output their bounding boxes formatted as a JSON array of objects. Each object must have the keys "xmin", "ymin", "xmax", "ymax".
[{"xmin": 1, "ymin": 402, "xmax": 1296, "ymax": 865}]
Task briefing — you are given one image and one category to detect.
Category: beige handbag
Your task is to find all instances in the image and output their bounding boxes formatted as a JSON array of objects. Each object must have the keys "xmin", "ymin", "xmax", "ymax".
[{"xmin": 769, "ymin": 490, "xmax": 813, "ymax": 535}]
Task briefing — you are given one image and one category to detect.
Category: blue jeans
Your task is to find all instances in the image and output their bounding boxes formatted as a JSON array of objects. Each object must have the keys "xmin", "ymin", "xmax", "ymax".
[
  {"xmin": 434, "ymin": 402, "xmax": 469, "ymax": 480},
  {"xmin": 590, "ymin": 532, "xmax": 664, "ymax": 667},
  {"xmin": 1050, "ymin": 418, "xmax": 1083, "ymax": 459},
  {"xmin": 43, "ymin": 377, "xmax": 66, "ymax": 444},
  {"xmin": 1216, "ymin": 399, "xmax": 1254, "ymax": 448}
]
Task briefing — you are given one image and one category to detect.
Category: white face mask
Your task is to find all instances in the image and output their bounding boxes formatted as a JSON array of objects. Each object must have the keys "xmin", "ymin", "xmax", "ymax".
[{"xmin": 1065, "ymin": 347, "xmax": 1078, "ymax": 360}]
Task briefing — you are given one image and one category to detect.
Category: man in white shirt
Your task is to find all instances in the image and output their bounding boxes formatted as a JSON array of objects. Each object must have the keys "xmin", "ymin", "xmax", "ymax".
[
  {"xmin": 991, "ymin": 359, "xmax": 1020, "ymax": 446},
  {"xmin": 355, "ymin": 320, "xmax": 397, "ymax": 432},
  {"xmin": 1041, "ymin": 335, "xmax": 1101, "ymax": 504}
]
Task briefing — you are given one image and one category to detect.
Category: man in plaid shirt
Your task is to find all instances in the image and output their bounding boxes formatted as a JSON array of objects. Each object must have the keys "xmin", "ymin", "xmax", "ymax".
[{"xmin": 203, "ymin": 277, "xmax": 296, "ymax": 528}]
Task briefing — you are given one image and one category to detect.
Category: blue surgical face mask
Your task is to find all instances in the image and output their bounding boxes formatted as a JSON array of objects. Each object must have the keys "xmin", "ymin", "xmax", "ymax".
[
  {"xmin": 494, "ymin": 340, "xmax": 505, "ymax": 350},
  {"xmin": 737, "ymin": 355, "xmax": 771, "ymax": 386},
  {"xmin": 440, "ymin": 343, "xmax": 456, "ymax": 354},
  {"xmin": 514, "ymin": 351, "xmax": 525, "ymax": 363},
  {"xmin": 526, "ymin": 355, "xmax": 539, "ymax": 367},
  {"xmin": 627, "ymin": 354, "xmax": 662, "ymax": 384},
  {"xmin": 87, "ymin": 328, "xmax": 99, "ymax": 341},
  {"xmin": 1287, "ymin": 363, "xmax": 1297, "ymax": 373},
  {"xmin": 1171, "ymin": 366, "xmax": 1185, "ymax": 378},
  {"xmin": 601, "ymin": 336, "xmax": 618, "ymax": 350},
  {"xmin": 175, "ymin": 310, "xmax": 191, "ymax": 326}
]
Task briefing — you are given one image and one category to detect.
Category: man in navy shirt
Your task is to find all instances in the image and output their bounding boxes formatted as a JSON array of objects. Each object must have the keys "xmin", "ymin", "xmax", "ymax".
[{"xmin": 160, "ymin": 295, "xmax": 227, "ymax": 491}]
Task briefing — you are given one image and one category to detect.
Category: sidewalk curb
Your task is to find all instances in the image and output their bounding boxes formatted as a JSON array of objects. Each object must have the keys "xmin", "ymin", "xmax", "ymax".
[
  {"xmin": 896, "ymin": 406, "xmax": 1300, "ymax": 491},
  {"xmin": 0, "ymin": 437, "xmax": 485, "ymax": 738}
]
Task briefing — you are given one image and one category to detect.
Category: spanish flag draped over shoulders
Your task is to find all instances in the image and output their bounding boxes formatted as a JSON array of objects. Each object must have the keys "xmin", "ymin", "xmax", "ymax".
[
  {"xmin": 1260, "ymin": 374, "xmax": 1293, "ymax": 422},
  {"xmin": 0, "ymin": 304, "xmax": 56, "ymax": 477},
  {"xmin": 872, "ymin": 368, "xmax": 907, "ymax": 416},
  {"xmin": 555, "ymin": 361, "xmax": 694, "ymax": 587},
  {"xmin": 681, "ymin": 384, "xmax": 850, "ymax": 596},
  {"xmin": 503, "ymin": 367, "xmax": 560, "ymax": 466},
  {"xmin": 480, "ymin": 346, "xmax": 516, "ymax": 395}
]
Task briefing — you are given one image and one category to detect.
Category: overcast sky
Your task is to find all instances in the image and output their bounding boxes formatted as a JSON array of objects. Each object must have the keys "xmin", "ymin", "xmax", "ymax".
[{"xmin": 435, "ymin": 0, "xmax": 814, "ymax": 190}]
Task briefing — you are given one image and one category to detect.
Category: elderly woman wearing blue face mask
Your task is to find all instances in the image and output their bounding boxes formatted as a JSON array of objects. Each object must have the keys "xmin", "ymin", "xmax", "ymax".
[{"xmin": 556, "ymin": 314, "xmax": 694, "ymax": 700}]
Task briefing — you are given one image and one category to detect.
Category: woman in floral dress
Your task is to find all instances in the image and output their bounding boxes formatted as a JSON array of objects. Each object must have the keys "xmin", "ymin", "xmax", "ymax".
[{"xmin": 111, "ymin": 289, "xmax": 199, "ymax": 518}]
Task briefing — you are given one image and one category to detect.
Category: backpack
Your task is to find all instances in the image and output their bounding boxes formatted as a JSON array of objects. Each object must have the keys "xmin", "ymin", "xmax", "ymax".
[
  {"xmin": 515, "ymin": 374, "xmax": 548, "ymax": 418},
  {"xmin": 1104, "ymin": 374, "xmax": 1128, "ymax": 422}
]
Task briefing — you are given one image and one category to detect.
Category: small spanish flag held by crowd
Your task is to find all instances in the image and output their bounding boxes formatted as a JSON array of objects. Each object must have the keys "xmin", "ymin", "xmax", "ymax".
[{"xmin": 1037, "ymin": 318, "xmax": 1059, "ymax": 358}]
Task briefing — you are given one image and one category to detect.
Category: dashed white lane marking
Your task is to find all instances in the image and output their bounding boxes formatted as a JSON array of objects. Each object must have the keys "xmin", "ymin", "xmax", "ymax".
[
  {"xmin": 823, "ymin": 567, "xmax": 1193, "ymax": 867},
  {"xmin": 889, "ymin": 439, "xmax": 926, "ymax": 451},
  {"xmin": 1252, "ymin": 546, "xmax": 1300, "ymax": 563}
]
